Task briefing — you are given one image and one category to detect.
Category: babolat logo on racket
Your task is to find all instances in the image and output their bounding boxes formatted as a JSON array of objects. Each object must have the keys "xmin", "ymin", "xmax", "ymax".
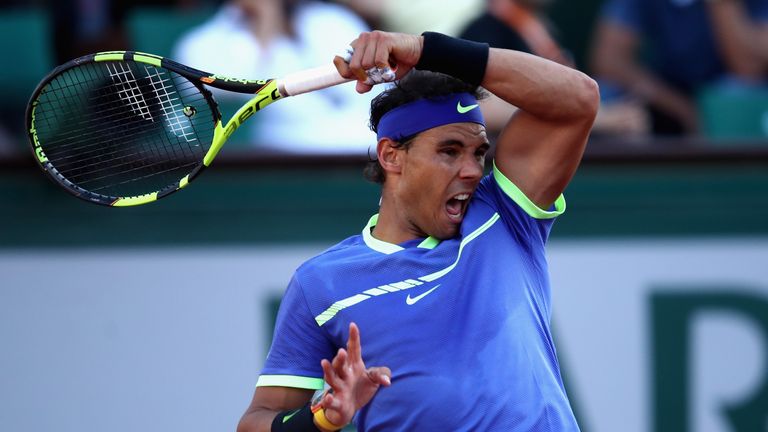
[
  {"xmin": 202, "ymin": 75, "xmax": 269, "ymax": 85},
  {"xmin": 222, "ymin": 83, "xmax": 282, "ymax": 140},
  {"xmin": 27, "ymin": 101, "xmax": 48, "ymax": 163}
]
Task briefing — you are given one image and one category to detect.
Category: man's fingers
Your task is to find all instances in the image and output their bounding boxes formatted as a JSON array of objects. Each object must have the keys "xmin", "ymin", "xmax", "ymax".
[
  {"xmin": 331, "ymin": 348, "xmax": 349, "ymax": 379},
  {"xmin": 342, "ymin": 32, "xmax": 421, "ymax": 88},
  {"xmin": 367, "ymin": 366, "xmax": 392, "ymax": 386},
  {"xmin": 322, "ymin": 393, "xmax": 348, "ymax": 428},
  {"xmin": 343, "ymin": 32, "xmax": 398, "ymax": 93},
  {"xmin": 348, "ymin": 34, "xmax": 370, "ymax": 82},
  {"xmin": 335, "ymin": 52, "xmax": 382, "ymax": 90},
  {"xmin": 321, "ymin": 358, "xmax": 339, "ymax": 388},
  {"xmin": 347, "ymin": 322, "xmax": 362, "ymax": 362},
  {"xmin": 355, "ymin": 81, "xmax": 374, "ymax": 94},
  {"xmin": 373, "ymin": 34, "xmax": 393, "ymax": 72},
  {"xmin": 323, "ymin": 392, "xmax": 342, "ymax": 411},
  {"xmin": 359, "ymin": 32, "xmax": 380, "ymax": 71},
  {"xmin": 333, "ymin": 55, "xmax": 353, "ymax": 80}
]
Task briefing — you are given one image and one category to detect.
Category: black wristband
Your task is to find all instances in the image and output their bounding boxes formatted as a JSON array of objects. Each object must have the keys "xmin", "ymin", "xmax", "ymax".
[
  {"xmin": 271, "ymin": 404, "xmax": 320, "ymax": 432},
  {"xmin": 415, "ymin": 31, "xmax": 490, "ymax": 87}
]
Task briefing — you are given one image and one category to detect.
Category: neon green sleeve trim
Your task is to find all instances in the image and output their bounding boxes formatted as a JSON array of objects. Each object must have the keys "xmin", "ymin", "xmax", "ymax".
[
  {"xmin": 256, "ymin": 375, "xmax": 325, "ymax": 390},
  {"xmin": 492, "ymin": 162, "xmax": 566, "ymax": 219}
]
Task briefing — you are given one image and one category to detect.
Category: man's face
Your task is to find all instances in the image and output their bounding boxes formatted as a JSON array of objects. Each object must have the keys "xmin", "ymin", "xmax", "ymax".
[{"xmin": 394, "ymin": 122, "xmax": 490, "ymax": 240}]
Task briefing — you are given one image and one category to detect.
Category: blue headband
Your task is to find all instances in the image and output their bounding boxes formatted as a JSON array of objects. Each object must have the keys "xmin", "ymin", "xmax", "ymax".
[{"xmin": 376, "ymin": 92, "xmax": 485, "ymax": 141}]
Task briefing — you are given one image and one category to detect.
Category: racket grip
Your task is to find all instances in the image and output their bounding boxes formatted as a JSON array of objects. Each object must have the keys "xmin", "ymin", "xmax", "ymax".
[{"xmin": 278, "ymin": 65, "xmax": 352, "ymax": 97}]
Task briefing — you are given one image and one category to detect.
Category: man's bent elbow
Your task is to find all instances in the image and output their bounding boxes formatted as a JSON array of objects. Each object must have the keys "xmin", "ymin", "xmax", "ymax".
[{"xmin": 573, "ymin": 73, "xmax": 601, "ymax": 122}]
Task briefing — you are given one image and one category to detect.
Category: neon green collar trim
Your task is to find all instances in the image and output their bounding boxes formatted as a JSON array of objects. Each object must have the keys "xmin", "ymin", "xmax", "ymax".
[{"xmin": 362, "ymin": 214, "xmax": 441, "ymax": 254}]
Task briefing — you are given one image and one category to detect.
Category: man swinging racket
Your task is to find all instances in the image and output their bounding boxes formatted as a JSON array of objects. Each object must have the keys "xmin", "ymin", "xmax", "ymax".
[{"xmin": 237, "ymin": 30, "xmax": 599, "ymax": 432}]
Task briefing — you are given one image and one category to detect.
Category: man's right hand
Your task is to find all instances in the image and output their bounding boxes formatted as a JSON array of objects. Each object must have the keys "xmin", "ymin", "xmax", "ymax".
[{"xmin": 334, "ymin": 31, "xmax": 423, "ymax": 94}]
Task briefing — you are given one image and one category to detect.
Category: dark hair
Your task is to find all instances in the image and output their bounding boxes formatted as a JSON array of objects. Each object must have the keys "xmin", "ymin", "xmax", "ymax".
[{"xmin": 364, "ymin": 71, "xmax": 487, "ymax": 184}]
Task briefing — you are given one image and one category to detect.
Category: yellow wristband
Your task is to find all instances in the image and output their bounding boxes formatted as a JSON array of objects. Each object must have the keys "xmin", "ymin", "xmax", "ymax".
[{"xmin": 312, "ymin": 408, "xmax": 344, "ymax": 431}]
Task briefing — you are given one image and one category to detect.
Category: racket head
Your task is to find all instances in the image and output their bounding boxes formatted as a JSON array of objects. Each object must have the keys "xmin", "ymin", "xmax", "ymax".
[{"xmin": 27, "ymin": 51, "xmax": 221, "ymax": 206}]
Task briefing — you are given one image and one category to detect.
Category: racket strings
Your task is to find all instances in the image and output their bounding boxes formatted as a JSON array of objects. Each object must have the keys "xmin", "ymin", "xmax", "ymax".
[
  {"xmin": 42, "ymin": 65, "xmax": 209, "ymax": 165},
  {"xmin": 39, "ymin": 107, "xmax": 205, "ymax": 178},
  {"xmin": 37, "ymin": 64, "xmax": 204, "ymax": 185},
  {"xmin": 37, "ymin": 66, "xmax": 208, "ymax": 152},
  {"xmin": 46, "ymin": 92, "xmax": 205, "ymax": 173},
  {"xmin": 106, "ymin": 62, "xmax": 154, "ymax": 122},
  {"xmin": 144, "ymin": 66, "xmax": 199, "ymax": 144},
  {"xmin": 41, "ymin": 85, "xmax": 192, "ymax": 148},
  {"xmin": 32, "ymin": 60, "xmax": 216, "ymax": 198}
]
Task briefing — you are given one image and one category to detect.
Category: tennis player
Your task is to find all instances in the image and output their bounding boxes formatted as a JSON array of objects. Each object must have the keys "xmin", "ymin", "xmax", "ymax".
[{"xmin": 237, "ymin": 30, "xmax": 599, "ymax": 432}]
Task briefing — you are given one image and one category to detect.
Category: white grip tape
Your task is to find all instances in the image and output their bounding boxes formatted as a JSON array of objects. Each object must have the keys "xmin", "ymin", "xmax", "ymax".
[{"xmin": 279, "ymin": 65, "xmax": 351, "ymax": 97}]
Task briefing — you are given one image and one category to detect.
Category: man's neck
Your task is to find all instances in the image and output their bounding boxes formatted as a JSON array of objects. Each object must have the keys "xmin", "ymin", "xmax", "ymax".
[{"xmin": 372, "ymin": 201, "xmax": 425, "ymax": 245}]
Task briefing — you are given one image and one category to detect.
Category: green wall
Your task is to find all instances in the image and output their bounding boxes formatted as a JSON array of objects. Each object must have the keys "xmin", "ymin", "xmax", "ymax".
[{"xmin": 2, "ymin": 159, "xmax": 767, "ymax": 247}]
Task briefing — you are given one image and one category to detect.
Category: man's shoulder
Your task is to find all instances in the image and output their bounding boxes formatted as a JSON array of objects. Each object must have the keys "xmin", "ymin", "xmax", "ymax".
[
  {"xmin": 290, "ymin": 234, "xmax": 381, "ymax": 304},
  {"xmin": 471, "ymin": 173, "xmax": 500, "ymax": 206},
  {"xmin": 295, "ymin": 234, "xmax": 366, "ymax": 275}
]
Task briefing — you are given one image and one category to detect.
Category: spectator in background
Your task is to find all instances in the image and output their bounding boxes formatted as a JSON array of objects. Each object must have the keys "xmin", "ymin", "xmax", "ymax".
[
  {"xmin": 173, "ymin": 0, "xmax": 379, "ymax": 154},
  {"xmin": 49, "ymin": 0, "xmax": 205, "ymax": 64},
  {"xmin": 461, "ymin": 0, "xmax": 572, "ymax": 66},
  {"xmin": 339, "ymin": 0, "xmax": 483, "ymax": 36},
  {"xmin": 460, "ymin": 0, "xmax": 649, "ymax": 136},
  {"xmin": 590, "ymin": 0, "xmax": 768, "ymax": 136}
]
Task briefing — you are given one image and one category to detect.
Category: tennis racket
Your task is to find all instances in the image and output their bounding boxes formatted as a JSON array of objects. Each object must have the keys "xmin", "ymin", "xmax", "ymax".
[{"xmin": 26, "ymin": 50, "xmax": 359, "ymax": 206}]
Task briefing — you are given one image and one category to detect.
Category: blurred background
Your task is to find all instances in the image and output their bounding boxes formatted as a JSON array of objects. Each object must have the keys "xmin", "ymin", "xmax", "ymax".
[{"xmin": 1, "ymin": 0, "xmax": 768, "ymax": 431}]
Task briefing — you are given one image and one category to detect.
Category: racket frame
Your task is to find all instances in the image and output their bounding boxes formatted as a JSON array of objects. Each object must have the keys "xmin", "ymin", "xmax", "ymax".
[{"xmin": 26, "ymin": 50, "xmax": 348, "ymax": 207}]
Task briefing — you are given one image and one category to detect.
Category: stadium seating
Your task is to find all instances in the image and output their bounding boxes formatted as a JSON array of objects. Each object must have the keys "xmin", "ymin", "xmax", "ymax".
[
  {"xmin": 125, "ymin": 6, "xmax": 214, "ymax": 57},
  {"xmin": 698, "ymin": 84, "xmax": 768, "ymax": 141},
  {"xmin": 0, "ymin": 8, "xmax": 53, "ymax": 140},
  {"xmin": 125, "ymin": 6, "xmax": 254, "ymax": 148}
]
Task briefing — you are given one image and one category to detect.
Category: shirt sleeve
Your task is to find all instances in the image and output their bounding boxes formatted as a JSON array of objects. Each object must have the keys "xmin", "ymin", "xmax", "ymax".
[
  {"xmin": 257, "ymin": 274, "xmax": 335, "ymax": 390},
  {"xmin": 473, "ymin": 162, "xmax": 565, "ymax": 246}
]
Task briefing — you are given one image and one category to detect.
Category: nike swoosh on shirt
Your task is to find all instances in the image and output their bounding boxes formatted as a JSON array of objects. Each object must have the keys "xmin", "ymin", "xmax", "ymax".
[
  {"xmin": 406, "ymin": 285, "xmax": 441, "ymax": 305},
  {"xmin": 457, "ymin": 101, "xmax": 479, "ymax": 114}
]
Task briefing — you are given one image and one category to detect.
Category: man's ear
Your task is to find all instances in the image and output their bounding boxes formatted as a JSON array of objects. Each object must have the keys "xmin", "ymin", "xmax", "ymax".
[{"xmin": 377, "ymin": 138, "xmax": 403, "ymax": 175}]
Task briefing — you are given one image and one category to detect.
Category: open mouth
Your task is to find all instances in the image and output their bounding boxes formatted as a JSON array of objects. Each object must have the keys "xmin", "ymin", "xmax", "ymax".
[{"xmin": 446, "ymin": 193, "xmax": 470, "ymax": 221}]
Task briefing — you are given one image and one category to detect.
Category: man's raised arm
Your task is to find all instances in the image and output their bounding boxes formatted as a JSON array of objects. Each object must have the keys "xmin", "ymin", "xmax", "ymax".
[
  {"xmin": 483, "ymin": 46, "xmax": 599, "ymax": 210},
  {"xmin": 337, "ymin": 31, "xmax": 599, "ymax": 210}
]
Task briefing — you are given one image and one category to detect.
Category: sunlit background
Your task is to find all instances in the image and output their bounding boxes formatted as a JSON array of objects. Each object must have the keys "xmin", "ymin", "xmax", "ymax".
[{"xmin": 1, "ymin": 1, "xmax": 767, "ymax": 431}]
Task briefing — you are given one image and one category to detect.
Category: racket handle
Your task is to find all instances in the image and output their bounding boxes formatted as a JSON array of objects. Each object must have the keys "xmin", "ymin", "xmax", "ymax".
[{"xmin": 278, "ymin": 64, "xmax": 352, "ymax": 97}]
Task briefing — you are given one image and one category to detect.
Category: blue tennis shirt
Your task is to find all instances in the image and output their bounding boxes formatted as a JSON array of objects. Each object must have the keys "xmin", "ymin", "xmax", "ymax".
[{"xmin": 257, "ymin": 165, "xmax": 578, "ymax": 431}]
